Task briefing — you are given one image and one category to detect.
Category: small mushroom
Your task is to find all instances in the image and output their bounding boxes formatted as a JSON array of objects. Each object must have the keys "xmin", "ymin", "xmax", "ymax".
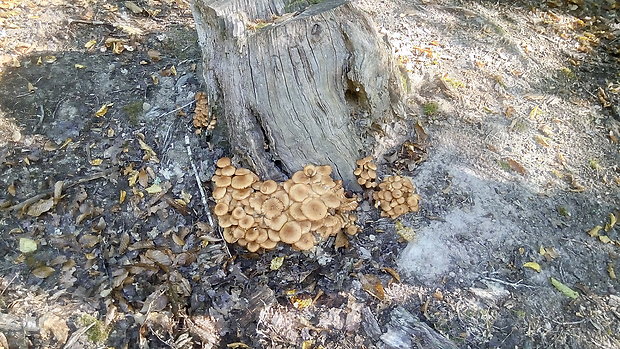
[
  {"xmin": 279, "ymin": 221, "xmax": 302, "ymax": 244},
  {"xmin": 214, "ymin": 203, "xmax": 229, "ymax": 216},
  {"xmin": 289, "ymin": 183, "xmax": 310, "ymax": 202},
  {"xmin": 293, "ymin": 233, "xmax": 315, "ymax": 250},
  {"xmin": 262, "ymin": 198, "xmax": 285, "ymax": 219},
  {"xmin": 231, "ymin": 174, "xmax": 254, "ymax": 189},
  {"xmin": 260, "ymin": 180, "xmax": 278, "ymax": 195},
  {"xmin": 301, "ymin": 198, "xmax": 328, "ymax": 221},
  {"xmin": 216, "ymin": 157, "xmax": 231, "ymax": 168}
]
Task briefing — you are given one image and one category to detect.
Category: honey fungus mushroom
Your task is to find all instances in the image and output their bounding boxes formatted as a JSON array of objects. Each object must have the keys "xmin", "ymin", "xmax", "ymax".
[
  {"xmin": 373, "ymin": 175, "xmax": 421, "ymax": 219},
  {"xmin": 210, "ymin": 157, "xmax": 359, "ymax": 253},
  {"xmin": 354, "ymin": 156, "xmax": 378, "ymax": 189}
]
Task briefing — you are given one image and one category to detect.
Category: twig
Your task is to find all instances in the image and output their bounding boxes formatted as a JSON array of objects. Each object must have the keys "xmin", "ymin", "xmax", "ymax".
[
  {"xmin": 482, "ymin": 276, "xmax": 537, "ymax": 289},
  {"xmin": 67, "ymin": 19, "xmax": 114, "ymax": 27},
  {"xmin": 63, "ymin": 321, "xmax": 96, "ymax": 349},
  {"xmin": 184, "ymin": 135, "xmax": 231, "ymax": 257},
  {"xmin": 3, "ymin": 169, "xmax": 114, "ymax": 212},
  {"xmin": 33, "ymin": 105, "xmax": 45, "ymax": 133},
  {"xmin": 0, "ymin": 273, "xmax": 19, "ymax": 297},
  {"xmin": 158, "ymin": 100, "xmax": 196, "ymax": 119}
]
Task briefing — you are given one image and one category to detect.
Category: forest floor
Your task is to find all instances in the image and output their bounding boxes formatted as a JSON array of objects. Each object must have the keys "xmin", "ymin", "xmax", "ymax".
[{"xmin": 0, "ymin": 0, "xmax": 619, "ymax": 348}]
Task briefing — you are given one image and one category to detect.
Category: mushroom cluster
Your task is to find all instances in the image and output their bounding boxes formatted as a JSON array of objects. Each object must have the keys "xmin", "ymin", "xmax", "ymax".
[
  {"xmin": 354, "ymin": 156, "xmax": 378, "ymax": 189},
  {"xmin": 373, "ymin": 175, "xmax": 421, "ymax": 219},
  {"xmin": 211, "ymin": 158, "xmax": 359, "ymax": 252},
  {"xmin": 193, "ymin": 91, "xmax": 216, "ymax": 131}
]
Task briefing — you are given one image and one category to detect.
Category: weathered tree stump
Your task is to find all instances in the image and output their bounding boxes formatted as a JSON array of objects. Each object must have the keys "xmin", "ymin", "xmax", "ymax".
[{"xmin": 191, "ymin": 0, "xmax": 405, "ymax": 189}]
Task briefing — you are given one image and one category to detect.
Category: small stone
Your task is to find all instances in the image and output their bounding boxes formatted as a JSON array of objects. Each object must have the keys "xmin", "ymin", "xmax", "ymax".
[{"xmin": 142, "ymin": 102, "xmax": 152, "ymax": 112}]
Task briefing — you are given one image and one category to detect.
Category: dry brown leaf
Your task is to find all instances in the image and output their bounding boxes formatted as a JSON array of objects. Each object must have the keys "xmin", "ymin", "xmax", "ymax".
[
  {"xmin": 506, "ymin": 158, "xmax": 527, "ymax": 175},
  {"xmin": 53, "ymin": 181, "xmax": 64, "ymax": 203},
  {"xmin": 334, "ymin": 231, "xmax": 349, "ymax": 250},
  {"xmin": 360, "ymin": 274, "xmax": 385, "ymax": 300},
  {"xmin": 32, "ymin": 266, "xmax": 55, "ymax": 278},
  {"xmin": 79, "ymin": 234, "xmax": 100, "ymax": 248},
  {"xmin": 26, "ymin": 197, "xmax": 54, "ymax": 217},
  {"xmin": 145, "ymin": 249, "xmax": 172, "ymax": 266},
  {"xmin": 7, "ymin": 182, "xmax": 16, "ymax": 196},
  {"xmin": 382, "ymin": 267, "xmax": 401, "ymax": 283},
  {"xmin": 39, "ymin": 314, "xmax": 69, "ymax": 344}
]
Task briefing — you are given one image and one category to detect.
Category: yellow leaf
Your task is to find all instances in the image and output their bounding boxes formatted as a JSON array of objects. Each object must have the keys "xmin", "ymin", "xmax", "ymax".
[
  {"xmin": 605, "ymin": 213, "xmax": 616, "ymax": 232},
  {"xmin": 27, "ymin": 82, "xmax": 36, "ymax": 92},
  {"xmin": 137, "ymin": 138, "xmax": 160, "ymax": 163},
  {"xmin": 587, "ymin": 225, "xmax": 603, "ymax": 237},
  {"xmin": 119, "ymin": 190, "xmax": 126, "ymax": 204},
  {"xmin": 74, "ymin": 64, "xmax": 86, "ymax": 69},
  {"xmin": 290, "ymin": 295, "xmax": 312, "ymax": 309},
  {"xmin": 19, "ymin": 238, "xmax": 37, "ymax": 253},
  {"xmin": 226, "ymin": 343, "xmax": 250, "ymax": 348},
  {"xmin": 58, "ymin": 138, "xmax": 73, "ymax": 150},
  {"xmin": 95, "ymin": 103, "xmax": 113, "ymax": 117},
  {"xmin": 534, "ymin": 135, "xmax": 550, "ymax": 147},
  {"xmin": 301, "ymin": 340, "xmax": 314, "ymax": 349},
  {"xmin": 172, "ymin": 233, "xmax": 185, "ymax": 246},
  {"xmin": 529, "ymin": 105, "xmax": 543, "ymax": 119},
  {"xmin": 270, "ymin": 256, "xmax": 285, "ymax": 270},
  {"xmin": 608, "ymin": 263, "xmax": 616, "ymax": 279},
  {"xmin": 84, "ymin": 39, "xmax": 97, "ymax": 49},
  {"xmin": 523, "ymin": 261, "xmax": 541, "ymax": 272},
  {"xmin": 180, "ymin": 190, "xmax": 192, "ymax": 204},
  {"xmin": 32, "ymin": 266, "xmax": 55, "ymax": 278},
  {"xmin": 550, "ymin": 277, "xmax": 579, "ymax": 299},
  {"xmin": 145, "ymin": 183, "xmax": 162, "ymax": 194},
  {"xmin": 90, "ymin": 158, "xmax": 103, "ymax": 166},
  {"xmin": 599, "ymin": 235, "xmax": 612, "ymax": 244},
  {"xmin": 128, "ymin": 170, "xmax": 139, "ymax": 187},
  {"xmin": 382, "ymin": 267, "xmax": 401, "ymax": 282},
  {"xmin": 44, "ymin": 55, "xmax": 56, "ymax": 63}
]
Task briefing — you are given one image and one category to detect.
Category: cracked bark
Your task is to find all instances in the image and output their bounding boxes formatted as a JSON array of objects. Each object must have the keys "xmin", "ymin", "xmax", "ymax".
[{"xmin": 191, "ymin": 0, "xmax": 406, "ymax": 189}]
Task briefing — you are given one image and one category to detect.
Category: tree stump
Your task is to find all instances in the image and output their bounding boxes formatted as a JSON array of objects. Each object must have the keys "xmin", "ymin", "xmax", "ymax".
[{"xmin": 191, "ymin": 0, "xmax": 406, "ymax": 189}]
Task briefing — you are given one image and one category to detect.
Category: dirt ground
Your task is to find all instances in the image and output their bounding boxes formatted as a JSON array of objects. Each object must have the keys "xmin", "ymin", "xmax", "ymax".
[{"xmin": 0, "ymin": 0, "xmax": 619, "ymax": 348}]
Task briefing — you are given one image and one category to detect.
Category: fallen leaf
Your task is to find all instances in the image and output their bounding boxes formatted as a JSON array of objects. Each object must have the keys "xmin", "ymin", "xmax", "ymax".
[
  {"xmin": 395, "ymin": 221, "xmax": 415, "ymax": 241},
  {"xmin": 74, "ymin": 64, "xmax": 86, "ymax": 69},
  {"xmin": 137, "ymin": 138, "xmax": 160, "ymax": 163},
  {"xmin": 506, "ymin": 158, "xmax": 527, "ymax": 175},
  {"xmin": 608, "ymin": 263, "xmax": 616, "ymax": 279},
  {"xmin": 119, "ymin": 190, "xmax": 126, "ymax": 204},
  {"xmin": 227, "ymin": 343, "xmax": 250, "ymax": 348},
  {"xmin": 382, "ymin": 267, "xmax": 401, "ymax": 282},
  {"xmin": 53, "ymin": 181, "xmax": 64, "ymax": 203},
  {"xmin": 360, "ymin": 274, "xmax": 385, "ymax": 301},
  {"xmin": 44, "ymin": 55, "xmax": 57, "ymax": 63},
  {"xmin": 147, "ymin": 49, "xmax": 161, "ymax": 62},
  {"xmin": 26, "ymin": 197, "xmax": 54, "ymax": 217},
  {"xmin": 124, "ymin": 1, "xmax": 143, "ymax": 14},
  {"xmin": 550, "ymin": 277, "xmax": 579, "ymax": 299},
  {"xmin": 334, "ymin": 231, "xmax": 349, "ymax": 250},
  {"xmin": 90, "ymin": 158, "xmax": 103, "ymax": 166},
  {"xmin": 529, "ymin": 105, "xmax": 543, "ymax": 119},
  {"xmin": 605, "ymin": 213, "xmax": 616, "ymax": 232},
  {"xmin": 270, "ymin": 256, "xmax": 285, "ymax": 271},
  {"xmin": 19, "ymin": 238, "xmax": 37, "ymax": 253},
  {"xmin": 172, "ymin": 233, "xmax": 185, "ymax": 246},
  {"xmin": 84, "ymin": 39, "xmax": 97, "ymax": 49},
  {"xmin": 534, "ymin": 135, "xmax": 550, "ymax": 147},
  {"xmin": 587, "ymin": 225, "xmax": 603, "ymax": 237},
  {"xmin": 145, "ymin": 183, "xmax": 162, "ymax": 194},
  {"xmin": 95, "ymin": 103, "xmax": 113, "ymax": 117},
  {"xmin": 523, "ymin": 261, "xmax": 541, "ymax": 272},
  {"xmin": 290, "ymin": 295, "xmax": 312, "ymax": 309},
  {"xmin": 301, "ymin": 340, "xmax": 314, "ymax": 349},
  {"xmin": 39, "ymin": 314, "xmax": 69, "ymax": 344},
  {"xmin": 32, "ymin": 266, "xmax": 55, "ymax": 278},
  {"xmin": 7, "ymin": 182, "xmax": 16, "ymax": 196},
  {"xmin": 599, "ymin": 235, "xmax": 612, "ymax": 244}
]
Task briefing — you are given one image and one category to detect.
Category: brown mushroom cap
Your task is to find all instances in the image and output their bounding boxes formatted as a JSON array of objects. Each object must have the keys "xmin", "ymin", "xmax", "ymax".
[
  {"xmin": 231, "ymin": 207, "xmax": 245, "ymax": 220},
  {"xmin": 239, "ymin": 215, "xmax": 255, "ymax": 229},
  {"xmin": 301, "ymin": 198, "xmax": 328, "ymax": 221},
  {"xmin": 256, "ymin": 229, "xmax": 269, "ymax": 244},
  {"xmin": 316, "ymin": 165, "xmax": 332, "ymax": 176},
  {"xmin": 212, "ymin": 187, "xmax": 227, "ymax": 200},
  {"xmin": 262, "ymin": 198, "xmax": 285, "ymax": 219},
  {"xmin": 260, "ymin": 180, "xmax": 278, "ymax": 195},
  {"xmin": 231, "ymin": 174, "xmax": 254, "ymax": 189},
  {"xmin": 223, "ymin": 228, "xmax": 237, "ymax": 243},
  {"xmin": 293, "ymin": 233, "xmax": 315, "ymax": 250},
  {"xmin": 260, "ymin": 239, "xmax": 278, "ymax": 250},
  {"xmin": 237, "ymin": 238, "xmax": 248, "ymax": 247},
  {"xmin": 279, "ymin": 221, "xmax": 302, "ymax": 244},
  {"xmin": 267, "ymin": 229, "xmax": 281, "ymax": 242},
  {"xmin": 289, "ymin": 203, "xmax": 307, "ymax": 221},
  {"xmin": 272, "ymin": 190, "xmax": 290, "ymax": 208},
  {"xmin": 322, "ymin": 192, "xmax": 341, "ymax": 208},
  {"xmin": 303, "ymin": 165, "xmax": 317, "ymax": 177},
  {"xmin": 232, "ymin": 187, "xmax": 252, "ymax": 200},
  {"xmin": 245, "ymin": 228, "xmax": 260, "ymax": 241},
  {"xmin": 235, "ymin": 168, "xmax": 252, "ymax": 176},
  {"xmin": 264, "ymin": 214, "xmax": 288, "ymax": 231},
  {"xmin": 247, "ymin": 241, "xmax": 260, "ymax": 252},
  {"xmin": 291, "ymin": 171, "xmax": 311, "ymax": 184},
  {"xmin": 213, "ymin": 175, "xmax": 232, "ymax": 187},
  {"xmin": 221, "ymin": 165, "xmax": 236, "ymax": 176},
  {"xmin": 232, "ymin": 228, "xmax": 245, "ymax": 239},
  {"xmin": 216, "ymin": 157, "xmax": 231, "ymax": 168},
  {"xmin": 289, "ymin": 183, "xmax": 310, "ymax": 202},
  {"xmin": 346, "ymin": 225, "xmax": 359, "ymax": 235},
  {"xmin": 214, "ymin": 203, "xmax": 229, "ymax": 216},
  {"xmin": 299, "ymin": 220, "xmax": 312, "ymax": 234}
]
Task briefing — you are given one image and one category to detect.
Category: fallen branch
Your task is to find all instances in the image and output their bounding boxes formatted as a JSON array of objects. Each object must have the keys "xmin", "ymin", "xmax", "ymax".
[
  {"xmin": 184, "ymin": 135, "xmax": 231, "ymax": 258},
  {"xmin": 0, "ymin": 313, "xmax": 39, "ymax": 332},
  {"xmin": 2, "ymin": 169, "xmax": 114, "ymax": 212}
]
